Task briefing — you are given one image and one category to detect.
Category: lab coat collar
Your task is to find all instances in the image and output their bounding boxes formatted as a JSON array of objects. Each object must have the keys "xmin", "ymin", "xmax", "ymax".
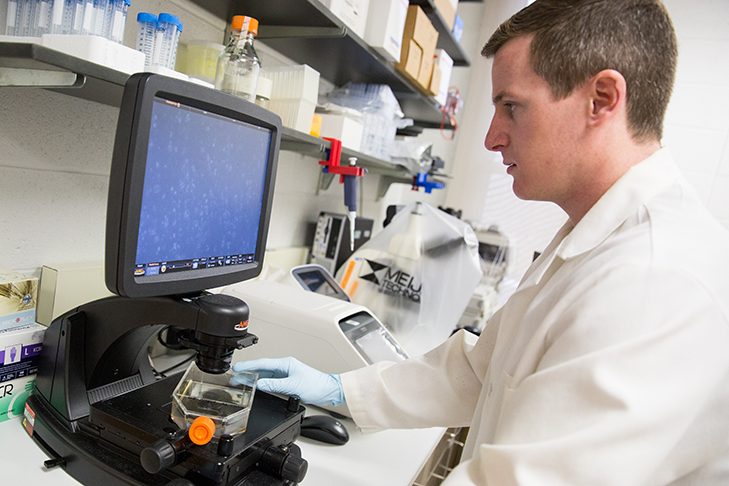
[
  {"xmin": 518, "ymin": 148, "xmax": 678, "ymax": 290},
  {"xmin": 557, "ymin": 147, "xmax": 679, "ymax": 260}
]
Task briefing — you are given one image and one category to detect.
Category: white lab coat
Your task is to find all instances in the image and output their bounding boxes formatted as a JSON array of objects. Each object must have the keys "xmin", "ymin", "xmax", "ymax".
[{"xmin": 341, "ymin": 148, "xmax": 729, "ymax": 485}]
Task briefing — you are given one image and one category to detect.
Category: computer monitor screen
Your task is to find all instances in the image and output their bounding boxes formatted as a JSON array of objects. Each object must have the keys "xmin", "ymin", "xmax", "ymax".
[
  {"xmin": 106, "ymin": 74, "xmax": 281, "ymax": 297},
  {"xmin": 135, "ymin": 97, "xmax": 270, "ymax": 277}
]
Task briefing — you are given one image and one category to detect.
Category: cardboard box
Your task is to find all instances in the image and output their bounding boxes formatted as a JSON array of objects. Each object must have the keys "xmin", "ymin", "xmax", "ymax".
[
  {"xmin": 433, "ymin": 0, "xmax": 456, "ymax": 31},
  {"xmin": 37, "ymin": 262, "xmax": 112, "ymax": 326},
  {"xmin": 428, "ymin": 63, "xmax": 441, "ymax": 97},
  {"xmin": 364, "ymin": 0, "xmax": 409, "ymax": 63},
  {"xmin": 319, "ymin": 113, "xmax": 365, "ymax": 152},
  {"xmin": 0, "ymin": 274, "xmax": 38, "ymax": 333},
  {"xmin": 418, "ymin": 50, "xmax": 435, "ymax": 89},
  {"xmin": 320, "ymin": 0, "xmax": 371, "ymax": 39},
  {"xmin": 397, "ymin": 6, "xmax": 438, "ymax": 92},
  {"xmin": 0, "ymin": 323, "xmax": 45, "ymax": 422},
  {"xmin": 398, "ymin": 38, "xmax": 423, "ymax": 83},
  {"xmin": 402, "ymin": 6, "xmax": 438, "ymax": 58}
]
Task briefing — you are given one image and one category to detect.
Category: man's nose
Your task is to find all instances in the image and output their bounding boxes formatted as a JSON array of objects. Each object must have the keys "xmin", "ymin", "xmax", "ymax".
[{"xmin": 484, "ymin": 118, "xmax": 507, "ymax": 152}]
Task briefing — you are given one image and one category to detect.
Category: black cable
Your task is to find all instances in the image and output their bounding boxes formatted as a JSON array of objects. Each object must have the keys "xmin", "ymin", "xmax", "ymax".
[{"xmin": 157, "ymin": 326, "xmax": 186, "ymax": 351}]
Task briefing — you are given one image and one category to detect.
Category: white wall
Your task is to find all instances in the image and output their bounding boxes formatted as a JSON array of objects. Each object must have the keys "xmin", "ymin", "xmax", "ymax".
[
  {"xmin": 661, "ymin": 0, "xmax": 729, "ymax": 229},
  {"xmin": 445, "ymin": 0, "xmax": 729, "ymax": 282}
]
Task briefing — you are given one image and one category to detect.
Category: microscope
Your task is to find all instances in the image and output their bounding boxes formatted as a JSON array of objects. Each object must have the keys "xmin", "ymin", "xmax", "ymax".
[{"xmin": 23, "ymin": 74, "xmax": 307, "ymax": 485}]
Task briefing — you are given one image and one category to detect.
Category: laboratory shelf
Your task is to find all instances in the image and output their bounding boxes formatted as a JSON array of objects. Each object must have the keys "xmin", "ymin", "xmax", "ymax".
[
  {"xmin": 409, "ymin": 0, "xmax": 470, "ymax": 66},
  {"xmin": 280, "ymin": 126, "xmax": 450, "ymax": 195},
  {"xmin": 189, "ymin": 0, "xmax": 454, "ymax": 129},
  {"xmin": 0, "ymin": 41, "xmax": 126, "ymax": 106},
  {"xmin": 0, "ymin": 40, "xmax": 441, "ymax": 188}
]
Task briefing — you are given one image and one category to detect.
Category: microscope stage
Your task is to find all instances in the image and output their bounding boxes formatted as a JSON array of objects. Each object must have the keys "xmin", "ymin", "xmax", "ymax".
[{"xmin": 28, "ymin": 374, "xmax": 305, "ymax": 486}]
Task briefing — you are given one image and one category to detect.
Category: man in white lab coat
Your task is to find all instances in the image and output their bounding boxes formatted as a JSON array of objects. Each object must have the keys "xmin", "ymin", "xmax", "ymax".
[{"xmin": 235, "ymin": 0, "xmax": 729, "ymax": 483}]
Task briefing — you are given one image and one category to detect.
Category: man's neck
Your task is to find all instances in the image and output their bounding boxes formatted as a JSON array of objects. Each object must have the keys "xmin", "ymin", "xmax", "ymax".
[{"xmin": 562, "ymin": 140, "xmax": 661, "ymax": 223}]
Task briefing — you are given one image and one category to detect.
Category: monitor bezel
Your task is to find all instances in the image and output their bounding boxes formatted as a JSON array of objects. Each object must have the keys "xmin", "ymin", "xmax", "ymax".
[{"xmin": 105, "ymin": 73, "xmax": 281, "ymax": 298}]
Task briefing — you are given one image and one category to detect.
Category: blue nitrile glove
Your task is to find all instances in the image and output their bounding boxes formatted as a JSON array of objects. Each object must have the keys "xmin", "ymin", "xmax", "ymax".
[{"xmin": 232, "ymin": 357, "xmax": 345, "ymax": 407}]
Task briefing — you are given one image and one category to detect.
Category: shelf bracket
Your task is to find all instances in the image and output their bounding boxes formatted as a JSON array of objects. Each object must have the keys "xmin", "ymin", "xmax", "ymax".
[
  {"xmin": 317, "ymin": 171, "xmax": 336, "ymax": 192},
  {"xmin": 258, "ymin": 25, "xmax": 348, "ymax": 40},
  {"xmin": 280, "ymin": 139, "xmax": 326, "ymax": 158},
  {"xmin": 0, "ymin": 67, "xmax": 80, "ymax": 87},
  {"xmin": 377, "ymin": 175, "xmax": 414, "ymax": 200}
]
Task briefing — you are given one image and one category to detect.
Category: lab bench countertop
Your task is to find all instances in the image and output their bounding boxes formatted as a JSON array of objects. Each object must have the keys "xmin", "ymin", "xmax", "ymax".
[{"xmin": 0, "ymin": 414, "xmax": 445, "ymax": 485}]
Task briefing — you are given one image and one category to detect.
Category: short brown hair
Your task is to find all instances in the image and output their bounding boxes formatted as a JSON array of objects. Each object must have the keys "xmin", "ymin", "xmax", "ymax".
[{"xmin": 483, "ymin": 0, "xmax": 677, "ymax": 142}]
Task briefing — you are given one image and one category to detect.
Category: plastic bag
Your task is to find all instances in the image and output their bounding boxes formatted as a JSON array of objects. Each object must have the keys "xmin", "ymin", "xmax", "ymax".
[
  {"xmin": 326, "ymin": 83, "xmax": 404, "ymax": 160},
  {"xmin": 336, "ymin": 203, "xmax": 482, "ymax": 356}
]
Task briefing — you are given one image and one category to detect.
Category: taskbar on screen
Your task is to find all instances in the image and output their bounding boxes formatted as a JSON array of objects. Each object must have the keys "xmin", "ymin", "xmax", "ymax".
[{"xmin": 134, "ymin": 254, "xmax": 255, "ymax": 277}]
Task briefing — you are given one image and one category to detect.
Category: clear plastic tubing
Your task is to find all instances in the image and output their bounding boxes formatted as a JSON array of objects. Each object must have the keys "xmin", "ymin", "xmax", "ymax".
[
  {"xmin": 109, "ymin": 0, "xmax": 130, "ymax": 43},
  {"xmin": 80, "ymin": 0, "xmax": 94, "ymax": 34},
  {"xmin": 60, "ymin": 0, "xmax": 76, "ymax": 33},
  {"xmin": 90, "ymin": 0, "xmax": 107, "ymax": 36},
  {"xmin": 70, "ymin": 0, "xmax": 84, "ymax": 34},
  {"xmin": 17, "ymin": 0, "xmax": 35, "ymax": 37},
  {"xmin": 5, "ymin": 0, "xmax": 18, "ymax": 36},
  {"xmin": 50, "ymin": 0, "xmax": 65, "ymax": 34},
  {"xmin": 34, "ymin": 0, "xmax": 53, "ymax": 36},
  {"xmin": 101, "ymin": 0, "xmax": 115, "ymax": 38},
  {"xmin": 136, "ymin": 12, "xmax": 157, "ymax": 68},
  {"xmin": 167, "ymin": 16, "xmax": 183, "ymax": 69}
]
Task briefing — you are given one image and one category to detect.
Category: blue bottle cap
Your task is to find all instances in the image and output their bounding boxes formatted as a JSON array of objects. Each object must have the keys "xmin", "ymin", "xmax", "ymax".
[
  {"xmin": 158, "ymin": 13, "xmax": 178, "ymax": 25},
  {"xmin": 124, "ymin": 0, "xmax": 131, "ymax": 5},
  {"xmin": 137, "ymin": 12, "xmax": 157, "ymax": 23},
  {"xmin": 158, "ymin": 13, "xmax": 183, "ymax": 32}
]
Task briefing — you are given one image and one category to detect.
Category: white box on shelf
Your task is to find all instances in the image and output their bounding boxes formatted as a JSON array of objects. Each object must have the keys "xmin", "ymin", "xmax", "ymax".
[
  {"xmin": 268, "ymin": 98, "xmax": 317, "ymax": 133},
  {"xmin": 433, "ymin": 49, "xmax": 454, "ymax": 106},
  {"xmin": 40, "ymin": 34, "xmax": 145, "ymax": 74},
  {"xmin": 320, "ymin": 0, "xmax": 370, "ymax": 39},
  {"xmin": 36, "ymin": 262, "xmax": 112, "ymax": 326},
  {"xmin": 319, "ymin": 113, "xmax": 364, "ymax": 152},
  {"xmin": 260, "ymin": 64, "xmax": 320, "ymax": 103},
  {"xmin": 364, "ymin": 0, "xmax": 408, "ymax": 63}
]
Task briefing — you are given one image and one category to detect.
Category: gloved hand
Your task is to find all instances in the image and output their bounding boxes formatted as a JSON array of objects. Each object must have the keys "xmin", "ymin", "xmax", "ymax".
[{"xmin": 232, "ymin": 357, "xmax": 345, "ymax": 407}]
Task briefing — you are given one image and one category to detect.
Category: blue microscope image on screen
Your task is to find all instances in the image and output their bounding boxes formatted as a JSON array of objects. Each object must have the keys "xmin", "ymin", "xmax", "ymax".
[{"xmin": 135, "ymin": 98, "xmax": 271, "ymax": 276}]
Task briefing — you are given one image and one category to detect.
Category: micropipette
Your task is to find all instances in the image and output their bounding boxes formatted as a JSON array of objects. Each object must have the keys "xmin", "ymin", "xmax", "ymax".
[
  {"xmin": 344, "ymin": 157, "xmax": 358, "ymax": 251},
  {"xmin": 318, "ymin": 138, "xmax": 366, "ymax": 252}
]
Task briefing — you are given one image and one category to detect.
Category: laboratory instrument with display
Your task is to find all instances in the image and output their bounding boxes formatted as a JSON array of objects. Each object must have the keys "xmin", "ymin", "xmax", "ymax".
[
  {"xmin": 23, "ymin": 74, "xmax": 308, "ymax": 486},
  {"xmin": 222, "ymin": 277, "xmax": 409, "ymax": 415}
]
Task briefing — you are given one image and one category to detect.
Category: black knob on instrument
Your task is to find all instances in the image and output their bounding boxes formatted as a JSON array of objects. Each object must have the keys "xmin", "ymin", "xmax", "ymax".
[
  {"xmin": 218, "ymin": 434, "xmax": 235, "ymax": 456},
  {"xmin": 287, "ymin": 395, "xmax": 301, "ymax": 412},
  {"xmin": 281, "ymin": 453, "xmax": 308, "ymax": 483},
  {"xmin": 258, "ymin": 445, "xmax": 307, "ymax": 483},
  {"xmin": 140, "ymin": 439, "xmax": 176, "ymax": 474}
]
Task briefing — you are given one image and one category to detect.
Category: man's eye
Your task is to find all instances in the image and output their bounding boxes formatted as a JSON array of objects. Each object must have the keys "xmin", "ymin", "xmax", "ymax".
[{"xmin": 504, "ymin": 103, "xmax": 515, "ymax": 115}]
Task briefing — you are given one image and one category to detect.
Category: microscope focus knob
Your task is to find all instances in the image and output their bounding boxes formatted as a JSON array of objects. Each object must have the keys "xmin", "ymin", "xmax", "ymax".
[
  {"xmin": 281, "ymin": 454, "xmax": 308, "ymax": 483},
  {"xmin": 140, "ymin": 439, "xmax": 176, "ymax": 473},
  {"xmin": 258, "ymin": 445, "xmax": 308, "ymax": 483}
]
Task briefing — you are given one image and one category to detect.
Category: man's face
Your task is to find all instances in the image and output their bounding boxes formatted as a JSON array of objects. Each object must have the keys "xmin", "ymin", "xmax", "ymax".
[{"xmin": 485, "ymin": 36, "xmax": 587, "ymax": 205}]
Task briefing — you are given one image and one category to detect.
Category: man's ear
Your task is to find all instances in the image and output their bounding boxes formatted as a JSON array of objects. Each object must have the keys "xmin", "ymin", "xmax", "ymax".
[{"xmin": 588, "ymin": 69, "xmax": 626, "ymax": 126}]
